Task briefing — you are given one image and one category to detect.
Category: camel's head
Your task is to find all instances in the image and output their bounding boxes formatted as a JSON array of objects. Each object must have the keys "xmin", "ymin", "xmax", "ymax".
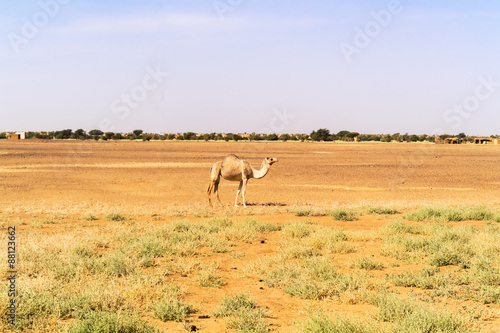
[{"xmin": 265, "ymin": 157, "xmax": 278, "ymax": 165}]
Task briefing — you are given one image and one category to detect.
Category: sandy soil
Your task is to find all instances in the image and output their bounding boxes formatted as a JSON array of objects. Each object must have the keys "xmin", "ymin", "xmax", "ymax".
[
  {"xmin": 1, "ymin": 140, "xmax": 500, "ymax": 213},
  {"xmin": 1, "ymin": 140, "xmax": 500, "ymax": 332}
]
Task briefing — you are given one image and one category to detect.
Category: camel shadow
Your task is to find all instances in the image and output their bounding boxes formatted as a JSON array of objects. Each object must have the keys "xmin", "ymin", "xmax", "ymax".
[{"xmin": 244, "ymin": 202, "xmax": 287, "ymax": 207}]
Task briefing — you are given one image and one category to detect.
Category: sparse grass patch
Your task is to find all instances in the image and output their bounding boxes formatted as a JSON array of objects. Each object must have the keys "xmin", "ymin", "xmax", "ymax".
[
  {"xmin": 493, "ymin": 213, "xmax": 500, "ymax": 222},
  {"xmin": 199, "ymin": 274, "xmax": 225, "ymax": 288},
  {"xmin": 366, "ymin": 207, "xmax": 400, "ymax": 215},
  {"xmin": 283, "ymin": 222, "xmax": 312, "ymax": 239},
  {"xmin": 261, "ymin": 256, "xmax": 366, "ymax": 300},
  {"xmin": 213, "ymin": 293, "xmax": 269, "ymax": 333},
  {"xmin": 153, "ymin": 297, "xmax": 195, "ymax": 322},
  {"xmin": 84, "ymin": 213, "xmax": 98, "ymax": 221},
  {"xmin": 351, "ymin": 256, "xmax": 384, "ymax": 270},
  {"xmin": 105, "ymin": 212, "xmax": 127, "ymax": 222},
  {"xmin": 295, "ymin": 210, "xmax": 312, "ymax": 217},
  {"xmin": 388, "ymin": 266, "xmax": 450, "ymax": 289},
  {"xmin": 231, "ymin": 251, "xmax": 246, "ymax": 259},
  {"xmin": 69, "ymin": 311, "xmax": 158, "ymax": 333},
  {"xmin": 299, "ymin": 311, "xmax": 372, "ymax": 333},
  {"xmin": 381, "ymin": 223, "xmax": 475, "ymax": 267},
  {"xmin": 221, "ymin": 218, "xmax": 281, "ymax": 242},
  {"xmin": 213, "ymin": 293, "xmax": 257, "ymax": 317},
  {"xmin": 330, "ymin": 209, "xmax": 359, "ymax": 221},
  {"xmin": 381, "ymin": 220, "xmax": 425, "ymax": 236},
  {"xmin": 371, "ymin": 294, "xmax": 468, "ymax": 332},
  {"xmin": 301, "ymin": 226, "xmax": 356, "ymax": 254},
  {"xmin": 405, "ymin": 206, "xmax": 495, "ymax": 222},
  {"xmin": 295, "ymin": 210, "xmax": 329, "ymax": 217}
]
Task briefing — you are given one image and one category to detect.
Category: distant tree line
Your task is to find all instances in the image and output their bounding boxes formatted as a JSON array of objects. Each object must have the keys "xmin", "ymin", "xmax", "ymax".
[{"xmin": 0, "ymin": 129, "xmax": 494, "ymax": 143}]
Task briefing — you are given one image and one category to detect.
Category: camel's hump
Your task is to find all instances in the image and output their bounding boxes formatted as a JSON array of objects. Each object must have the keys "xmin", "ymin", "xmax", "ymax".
[{"xmin": 222, "ymin": 154, "xmax": 241, "ymax": 163}]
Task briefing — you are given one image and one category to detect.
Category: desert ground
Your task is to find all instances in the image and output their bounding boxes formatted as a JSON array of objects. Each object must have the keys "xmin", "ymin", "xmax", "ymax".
[{"xmin": 1, "ymin": 140, "xmax": 500, "ymax": 332}]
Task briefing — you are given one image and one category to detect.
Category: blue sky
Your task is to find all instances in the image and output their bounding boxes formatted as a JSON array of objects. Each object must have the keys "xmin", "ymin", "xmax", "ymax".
[{"xmin": 1, "ymin": 0, "xmax": 499, "ymax": 135}]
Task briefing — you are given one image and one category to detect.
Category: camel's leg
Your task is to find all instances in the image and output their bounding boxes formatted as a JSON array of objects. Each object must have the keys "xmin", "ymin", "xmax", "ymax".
[
  {"xmin": 214, "ymin": 179, "xmax": 221, "ymax": 204},
  {"xmin": 241, "ymin": 179, "xmax": 248, "ymax": 207},
  {"xmin": 207, "ymin": 182, "xmax": 215, "ymax": 207},
  {"xmin": 235, "ymin": 181, "xmax": 243, "ymax": 207},
  {"xmin": 208, "ymin": 161, "xmax": 222, "ymax": 207}
]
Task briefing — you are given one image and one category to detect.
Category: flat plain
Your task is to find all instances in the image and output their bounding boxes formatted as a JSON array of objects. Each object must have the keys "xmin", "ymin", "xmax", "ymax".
[{"xmin": 1, "ymin": 140, "xmax": 500, "ymax": 332}]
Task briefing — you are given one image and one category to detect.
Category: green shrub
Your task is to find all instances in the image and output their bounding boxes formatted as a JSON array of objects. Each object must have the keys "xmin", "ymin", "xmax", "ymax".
[
  {"xmin": 295, "ymin": 210, "xmax": 312, "ymax": 217},
  {"xmin": 105, "ymin": 213, "xmax": 127, "ymax": 222},
  {"xmin": 351, "ymin": 256, "xmax": 384, "ymax": 270},
  {"xmin": 330, "ymin": 209, "xmax": 358, "ymax": 221},
  {"xmin": 381, "ymin": 220, "xmax": 424, "ymax": 236},
  {"xmin": 388, "ymin": 266, "xmax": 449, "ymax": 289},
  {"xmin": 69, "ymin": 311, "xmax": 157, "ymax": 333},
  {"xmin": 84, "ymin": 213, "xmax": 98, "ymax": 221},
  {"xmin": 136, "ymin": 236, "xmax": 169, "ymax": 258},
  {"xmin": 213, "ymin": 294, "xmax": 269, "ymax": 333},
  {"xmin": 213, "ymin": 293, "xmax": 257, "ymax": 317},
  {"xmin": 199, "ymin": 274, "xmax": 225, "ymax": 288},
  {"xmin": 405, "ymin": 206, "xmax": 495, "ymax": 222},
  {"xmin": 283, "ymin": 222, "xmax": 312, "ymax": 239},
  {"xmin": 366, "ymin": 207, "xmax": 400, "ymax": 215},
  {"xmin": 153, "ymin": 298, "xmax": 195, "ymax": 322},
  {"xmin": 372, "ymin": 295, "xmax": 467, "ymax": 333},
  {"xmin": 299, "ymin": 312, "xmax": 371, "ymax": 333}
]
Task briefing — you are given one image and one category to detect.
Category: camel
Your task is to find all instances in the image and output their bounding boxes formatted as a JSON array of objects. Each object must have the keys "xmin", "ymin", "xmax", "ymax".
[{"xmin": 207, "ymin": 154, "xmax": 278, "ymax": 207}]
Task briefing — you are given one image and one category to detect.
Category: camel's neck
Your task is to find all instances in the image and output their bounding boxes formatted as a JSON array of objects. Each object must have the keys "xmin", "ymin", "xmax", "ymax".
[{"xmin": 252, "ymin": 160, "xmax": 271, "ymax": 179}]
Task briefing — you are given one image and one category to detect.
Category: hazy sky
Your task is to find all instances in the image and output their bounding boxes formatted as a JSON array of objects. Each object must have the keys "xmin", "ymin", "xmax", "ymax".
[{"xmin": 1, "ymin": 0, "xmax": 499, "ymax": 135}]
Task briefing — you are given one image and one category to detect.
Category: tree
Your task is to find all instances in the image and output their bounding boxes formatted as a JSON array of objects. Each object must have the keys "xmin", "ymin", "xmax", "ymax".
[
  {"xmin": 457, "ymin": 132, "xmax": 466, "ymax": 138},
  {"xmin": 133, "ymin": 129, "xmax": 143, "ymax": 137},
  {"xmin": 380, "ymin": 134, "xmax": 392, "ymax": 142},
  {"xmin": 142, "ymin": 134, "xmax": 153, "ymax": 141},
  {"xmin": 310, "ymin": 128, "xmax": 330, "ymax": 141},
  {"xmin": 105, "ymin": 132, "xmax": 115, "ymax": 140},
  {"xmin": 279, "ymin": 134, "xmax": 290, "ymax": 141},
  {"xmin": 73, "ymin": 129, "xmax": 86, "ymax": 139},
  {"xmin": 297, "ymin": 134, "xmax": 309, "ymax": 142},
  {"xmin": 183, "ymin": 132, "xmax": 197, "ymax": 140},
  {"xmin": 55, "ymin": 129, "xmax": 72, "ymax": 140},
  {"xmin": 266, "ymin": 133, "xmax": 278, "ymax": 141},
  {"xmin": 335, "ymin": 130, "xmax": 350, "ymax": 140},
  {"xmin": 89, "ymin": 129, "xmax": 103, "ymax": 136},
  {"xmin": 346, "ymin": 132, "xmax": 359, "ymax": 140},
  {"xmin": 249, "ymin": 133, "xmax": 263, "ymax": 141}
]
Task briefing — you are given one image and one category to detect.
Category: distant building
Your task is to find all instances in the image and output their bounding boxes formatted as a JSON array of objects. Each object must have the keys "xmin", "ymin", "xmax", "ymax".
[
  {"xmin": 6, "ymin": 131, "xmax": 26, "ymax": 140},
  {"xmin": 444, "ymin": 137, "xmax": 464, "ymax": 144},
  {"xmin": 474, "ymin": 137, "xmax": 494, "ymax": 144}
]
